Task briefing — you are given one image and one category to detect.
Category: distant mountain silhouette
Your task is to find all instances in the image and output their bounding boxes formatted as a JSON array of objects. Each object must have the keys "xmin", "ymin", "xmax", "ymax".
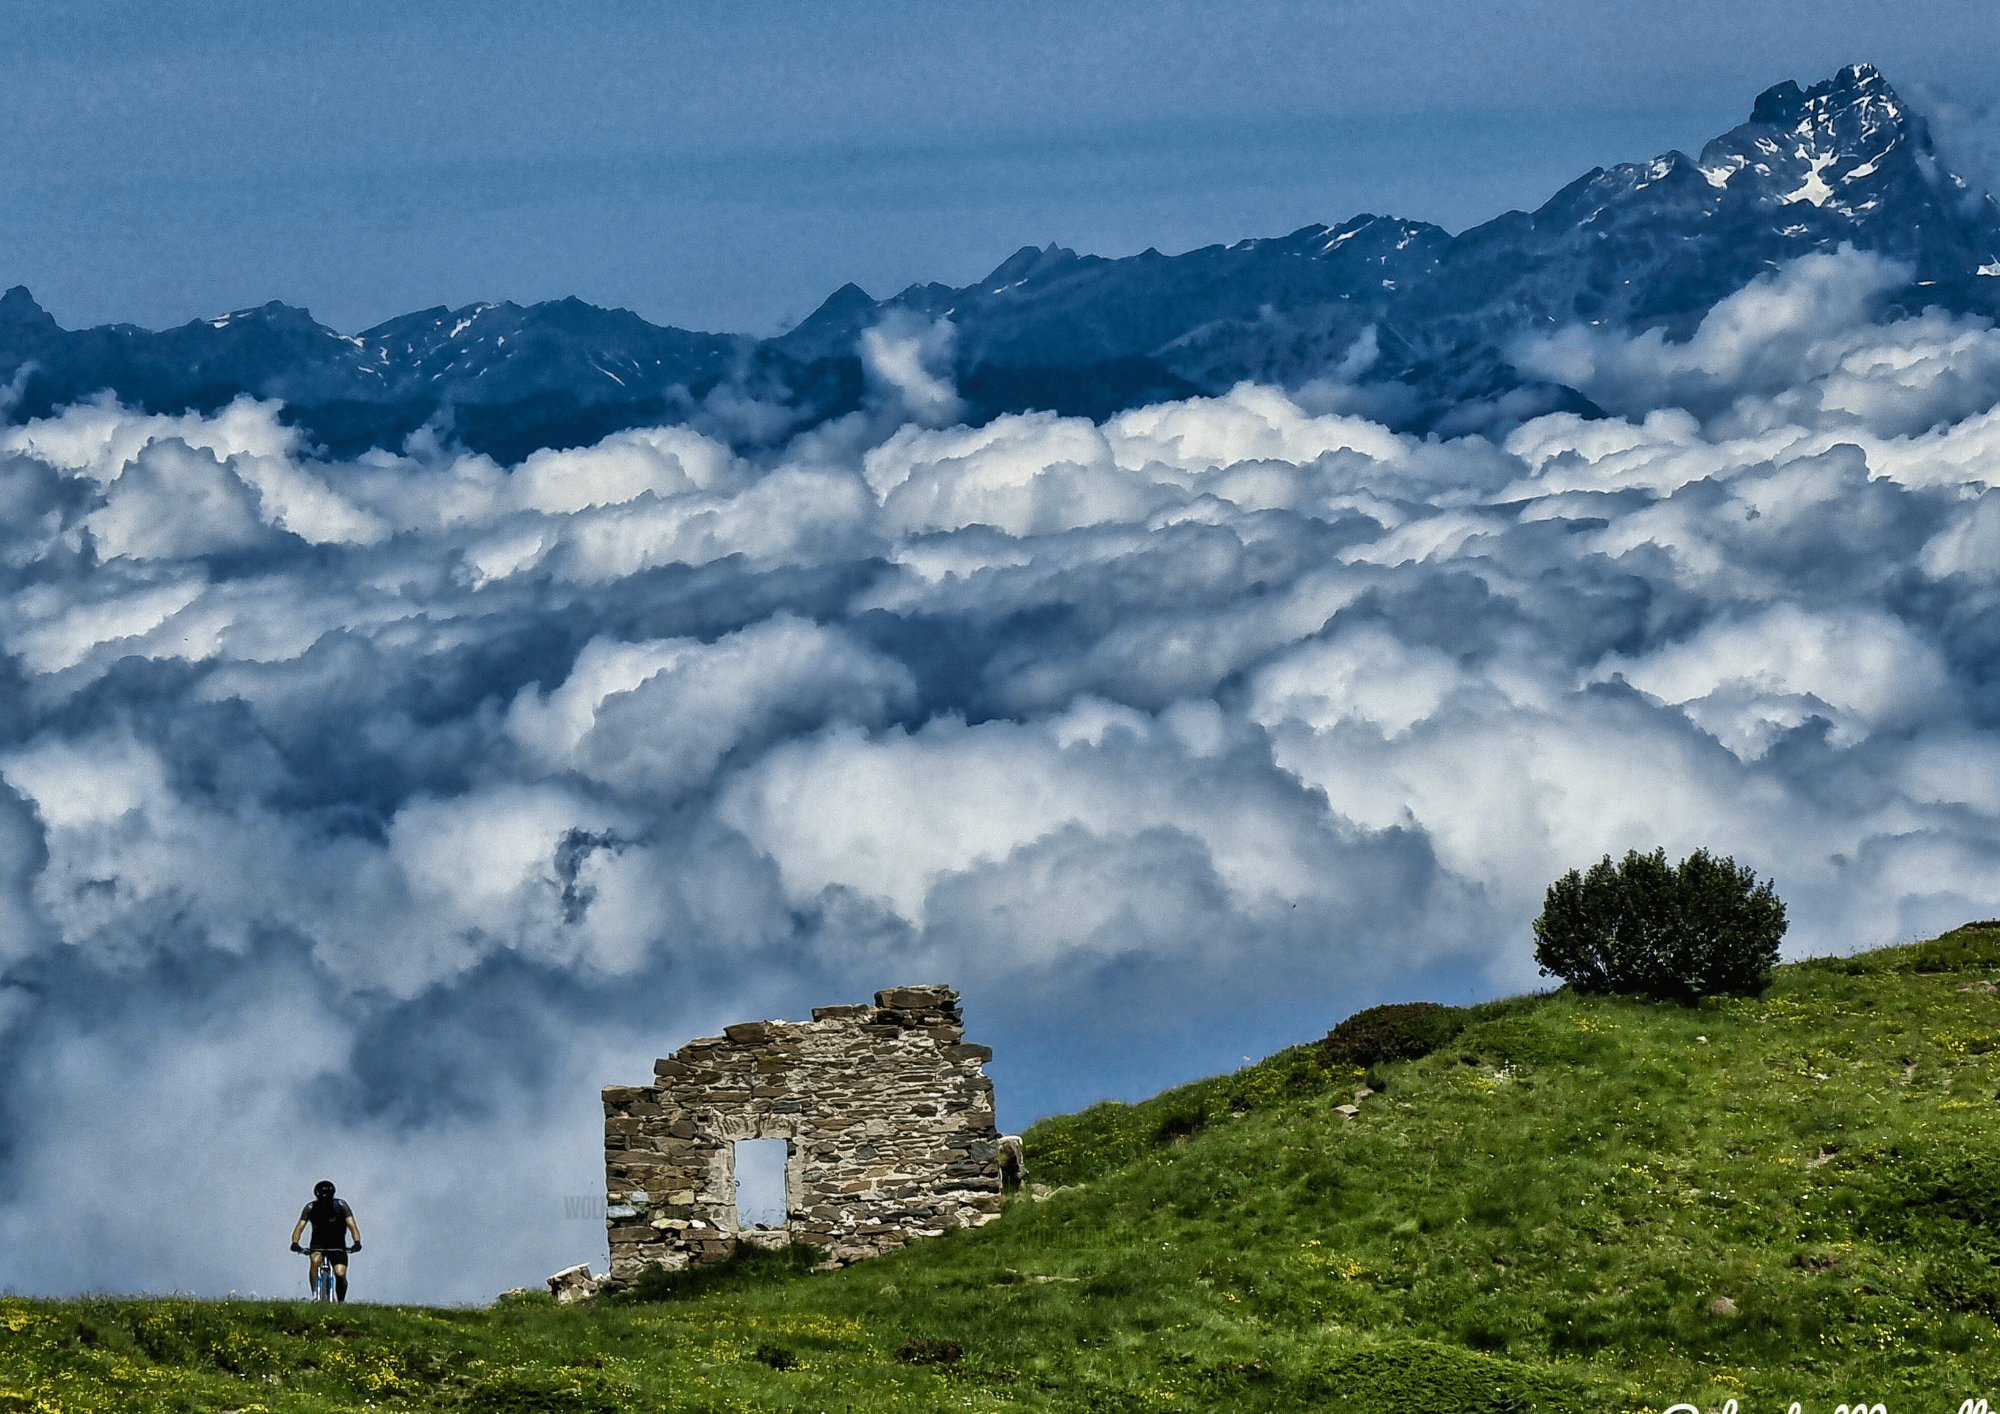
[{"xmin": 4, "ymin": 64, "xmax": 1996, "ymax": 459}]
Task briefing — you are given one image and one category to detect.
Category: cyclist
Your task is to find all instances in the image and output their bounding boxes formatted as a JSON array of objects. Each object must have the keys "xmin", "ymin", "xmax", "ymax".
[{"xmin": 288, "ymin": 1180, "xmax": 362, "ymax": 1301}]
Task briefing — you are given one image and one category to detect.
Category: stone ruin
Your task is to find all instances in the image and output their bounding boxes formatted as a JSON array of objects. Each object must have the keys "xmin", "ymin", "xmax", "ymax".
[{"xmin": 600, "ymin": 983, "xmax": 1015, "ymax": 1279}]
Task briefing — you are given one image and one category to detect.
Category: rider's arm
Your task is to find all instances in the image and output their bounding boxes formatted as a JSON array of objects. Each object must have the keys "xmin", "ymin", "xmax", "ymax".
[
  {"xmin": 346, "ymin": 1214, "xmax": 361, "ymax": 1245},
  {"xmin": 290, "ymin": 1218, "xmax": 307, "ymax": 1243}
]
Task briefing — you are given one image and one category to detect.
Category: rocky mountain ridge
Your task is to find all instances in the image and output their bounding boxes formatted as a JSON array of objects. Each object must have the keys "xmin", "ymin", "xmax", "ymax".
[{"xmin": 3, "ymin": 63, "xmax": 1996, "ymax": 460}]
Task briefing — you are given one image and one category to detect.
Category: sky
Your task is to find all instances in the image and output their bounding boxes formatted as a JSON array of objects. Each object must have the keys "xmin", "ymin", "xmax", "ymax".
[
  {"xmin": 4, "ymin": 1, "xmax": 2000, "ymax": 336},
  {"xmin": 6, "ymin": 3, "xmax": 2000, "ymax": 1306}
]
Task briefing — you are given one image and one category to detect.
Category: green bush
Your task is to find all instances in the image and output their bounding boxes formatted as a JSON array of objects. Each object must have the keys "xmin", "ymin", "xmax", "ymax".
[
  {"xmin": 1320, "ymin": 1002, "xmax": 1468, "ymax": 1066},
  {"xmin": 1532, "ymin": 847, "xmax": 1785, "ymax": 1002}
]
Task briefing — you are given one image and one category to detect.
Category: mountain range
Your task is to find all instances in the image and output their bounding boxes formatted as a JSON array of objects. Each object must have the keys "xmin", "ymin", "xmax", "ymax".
[{"xmin": 4, "ymin": 62, "xmax": 1997, "ymax": 462}]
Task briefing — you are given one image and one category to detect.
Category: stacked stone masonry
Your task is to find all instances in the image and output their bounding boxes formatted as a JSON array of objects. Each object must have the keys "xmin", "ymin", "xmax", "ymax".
[{"xmin": 601, "ymin": 983, "xmax": 1005, "ymax": 1277}]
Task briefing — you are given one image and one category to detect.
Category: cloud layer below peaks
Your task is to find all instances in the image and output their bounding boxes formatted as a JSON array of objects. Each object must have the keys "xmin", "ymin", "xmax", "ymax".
[{"xmin": 4, "ymin": 247, "xmax": 2000, "ymax": 1300}]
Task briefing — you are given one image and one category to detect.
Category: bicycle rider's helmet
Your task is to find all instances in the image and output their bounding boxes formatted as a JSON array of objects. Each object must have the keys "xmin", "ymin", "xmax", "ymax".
[{"xmin": 314, "ymin": 1180, "xmax": 336, "ymax": 1199}]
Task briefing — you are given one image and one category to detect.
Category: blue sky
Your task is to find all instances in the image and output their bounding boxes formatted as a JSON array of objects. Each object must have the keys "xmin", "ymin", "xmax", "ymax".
[{"xmin": 6, "ymin": 0, "xmax": 2000, "ymax": 335}]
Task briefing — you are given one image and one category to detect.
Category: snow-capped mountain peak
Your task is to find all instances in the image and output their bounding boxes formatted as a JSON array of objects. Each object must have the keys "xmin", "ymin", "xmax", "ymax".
[
  {"xmin": 1695, "ymin": 62, "xmax": 1932, "ymax": 218},
  {"xmin": 2, "ymin": 63, "xmax": 1996, "ymax": 455}
]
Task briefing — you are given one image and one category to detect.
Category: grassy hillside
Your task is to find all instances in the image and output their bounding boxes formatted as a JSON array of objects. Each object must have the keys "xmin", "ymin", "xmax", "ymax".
[{"xmin": 9, "ymin": 927, "xmax": 2000, "ymax": 1412}]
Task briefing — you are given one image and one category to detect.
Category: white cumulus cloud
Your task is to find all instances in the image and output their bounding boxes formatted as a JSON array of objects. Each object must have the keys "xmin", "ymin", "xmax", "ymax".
[{"xmin": 2, "ymin": 247, "xmax": 1999, "ymax": 1301}]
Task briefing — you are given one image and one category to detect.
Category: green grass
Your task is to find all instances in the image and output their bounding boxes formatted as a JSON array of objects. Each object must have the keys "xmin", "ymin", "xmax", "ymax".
[{"xmin": 10, "ymin": 925, "xmax": 2000, "ymax": 1411}]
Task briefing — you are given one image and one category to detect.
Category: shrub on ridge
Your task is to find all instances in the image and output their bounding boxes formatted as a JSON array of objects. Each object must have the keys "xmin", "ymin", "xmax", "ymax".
[
  {"xmin": 1532, "ymin": 847, "xmax": 1786, "ymax": 1002},
  {"xmin": 1320, "ymin": 1001, "xmax": 1468, "ymax": 1066}
]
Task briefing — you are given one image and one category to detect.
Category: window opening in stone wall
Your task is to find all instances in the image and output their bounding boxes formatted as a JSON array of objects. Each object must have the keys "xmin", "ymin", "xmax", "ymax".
[{"xmin": 734, "ymin": 1138, "xmax": 789, "ymax": 1231}]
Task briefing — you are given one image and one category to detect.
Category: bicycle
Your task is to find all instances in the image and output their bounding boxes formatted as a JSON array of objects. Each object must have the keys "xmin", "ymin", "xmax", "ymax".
[{"xmin": 292, "ymin": 1242, "xmax": 356, "ymax": 1301}]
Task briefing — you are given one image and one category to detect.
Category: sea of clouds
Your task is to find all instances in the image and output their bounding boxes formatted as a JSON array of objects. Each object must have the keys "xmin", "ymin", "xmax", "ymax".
[{"xmin": 3, "ymin": 247, "xmax": 2000, "ymax": 1302}]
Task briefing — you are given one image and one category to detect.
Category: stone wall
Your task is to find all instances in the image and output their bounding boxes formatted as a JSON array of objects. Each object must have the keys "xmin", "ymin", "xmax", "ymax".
[{"xmin": 601, "ymin": 983, "xmax": 1005, "ymax": 1277}]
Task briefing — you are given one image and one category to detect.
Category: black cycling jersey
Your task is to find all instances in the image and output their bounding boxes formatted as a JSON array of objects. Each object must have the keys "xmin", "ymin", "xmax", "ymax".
[{"xmin": 301, "ymin": 1197, "xmax": 353, "ymax": 1251}]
